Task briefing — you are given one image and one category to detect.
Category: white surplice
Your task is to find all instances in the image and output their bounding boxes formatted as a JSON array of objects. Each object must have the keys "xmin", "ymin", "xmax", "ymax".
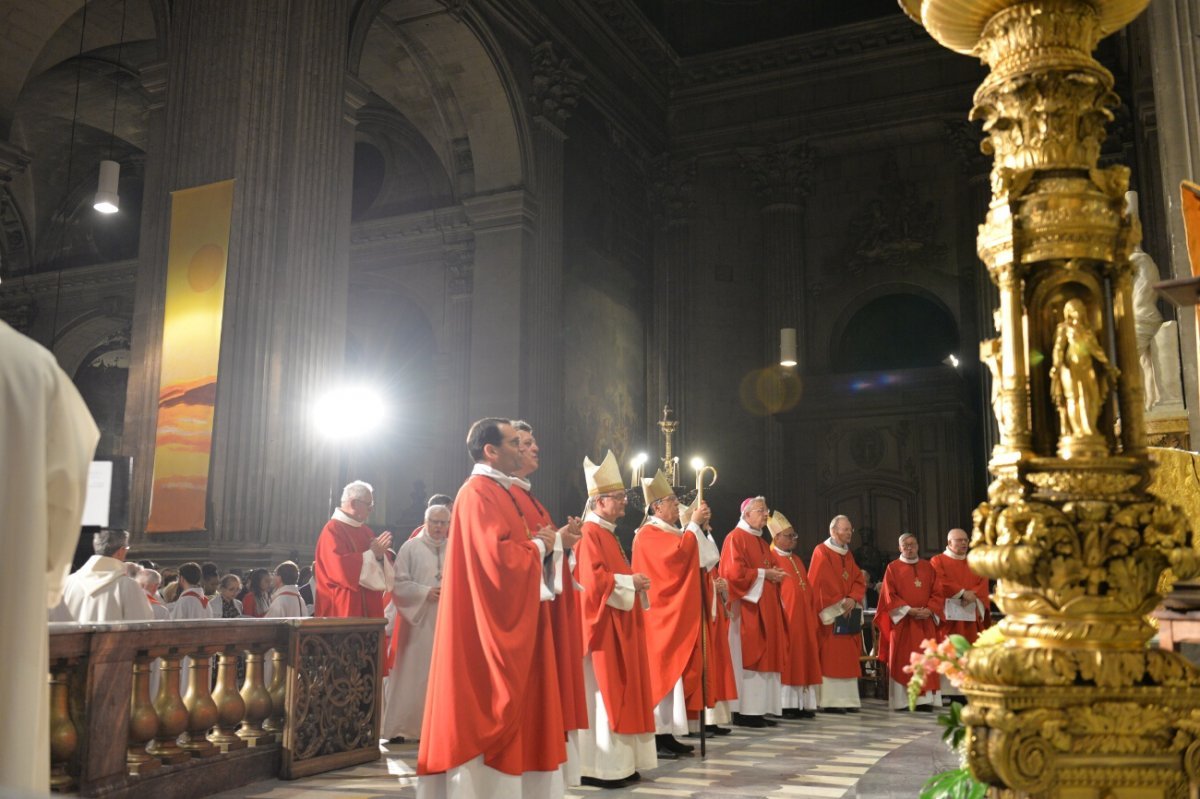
[
  {"xmin": 265, "ymin": 586, "xmax": 309, "ymax": 618},
  {"xmin": 381, "ymin": 531, "xmax": 445, "ymax": 740},
  {"xmin": 0, "ymin": 321, "xmax": 99, "ymax": 793},
  {"xmin": 58, "ymin": 555, "xmax": 155, "ymax": 622}
]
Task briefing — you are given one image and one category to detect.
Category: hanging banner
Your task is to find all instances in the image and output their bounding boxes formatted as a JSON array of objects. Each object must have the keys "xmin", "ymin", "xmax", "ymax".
[{"xmin": 146, "ymin": 179, "xmax": 235, "ymax": 532}]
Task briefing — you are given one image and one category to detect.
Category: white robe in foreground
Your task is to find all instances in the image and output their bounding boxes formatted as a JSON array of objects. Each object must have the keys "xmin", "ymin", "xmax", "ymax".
[
  {"xmin": 58, "ymin": 555, "xmax": 155, "ymax": 622},
  {"xmin": 0, "ymin": 321, "xmax": 99, "ymax": 793},
  {"xmin": 381, "ymin": 533, "xmax": 444, "ymax": 740}
]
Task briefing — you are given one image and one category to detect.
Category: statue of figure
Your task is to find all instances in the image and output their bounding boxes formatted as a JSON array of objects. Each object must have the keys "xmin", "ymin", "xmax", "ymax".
[
  {"xmin": 1050, "ymin": 299, "xmax": 1119, "ymax": 438},
  {"xmin": 980, "ymin": 308, "xmax": 1006, "ymax": 433},
  {"xmin": 1126, "ymin": 191, "xmax": 1166, "ymax": 409}
]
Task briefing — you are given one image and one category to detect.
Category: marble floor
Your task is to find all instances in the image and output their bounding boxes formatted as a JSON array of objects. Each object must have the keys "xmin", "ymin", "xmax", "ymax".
[{"xmin": 211, "ymin": 699, "xmax": 959, "ymax": 798}]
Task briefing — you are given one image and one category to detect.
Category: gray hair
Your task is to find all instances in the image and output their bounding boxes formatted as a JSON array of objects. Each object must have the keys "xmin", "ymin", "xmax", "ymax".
[
  {"xmin": 93, "ymin": 528, "xmax": 129, "ymax": 557},
  {"xmin": 829, "ymin": 515, "xmax": 851, "ymax": 532},
  {"xmin": 898, "ymin": 532, "xmax": 917, "ymax": 546},
  {"xmin": 425, "ymin": 504, "xmax": 451, "ymax": 523},
  {"xmin": 741, "ymin": 496, "xmax": 768, "ymax": 519},
  {"xmin": 136, "ymin": 569, "xmax": 162, "ymax": 590},
  {"xmin": 125, "ymin": 562, "xmax": 142, "ymax": 578},
  {"xmin": 340, "ymin": 480, "xmax": 374, "ymax": 505}
]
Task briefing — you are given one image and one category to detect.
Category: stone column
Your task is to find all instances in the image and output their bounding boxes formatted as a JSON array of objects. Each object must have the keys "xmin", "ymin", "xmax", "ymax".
[
  {"xmin": 1142, "ymin": 0, "xmax": 1200, "ymax": 446},
  {"xmin": 437, "ymin": 242, "xmax": 475, "ymax": 493},
  {"xmin": 736, "ymin": 139, "xmax": 813, "ymax": 500},
  {"xmin": 649, "ymin": 155, "xmax": 696, "ymax": 473},
  {"xmin": 124, "ymin": 0, "xmax": 355, "ymax": 555},
  {"xmin": 522, "ymin": 42, "xmax": 582, "ymax": 517}
]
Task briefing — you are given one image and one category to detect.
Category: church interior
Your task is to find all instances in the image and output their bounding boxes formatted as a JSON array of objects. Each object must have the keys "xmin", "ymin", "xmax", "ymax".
[{"xmin": 6, "ymin": 0, "xmax": 1200, "ymax": 796}]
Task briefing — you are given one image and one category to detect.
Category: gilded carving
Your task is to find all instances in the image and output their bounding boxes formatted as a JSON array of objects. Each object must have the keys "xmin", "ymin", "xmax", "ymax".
[{"xmin": 290, "ymin": 631, "xmax": 380, "ymax": 760}]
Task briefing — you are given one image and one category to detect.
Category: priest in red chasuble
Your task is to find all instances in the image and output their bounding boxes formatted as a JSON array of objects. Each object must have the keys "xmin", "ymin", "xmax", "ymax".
[
  {"xmin": 574, "ymin": 451, "xmax": 657, "ymax": 789},
  {"xmin": 718, "ymin": 496, "xmax": 788, "ymax": 727},
  {"xmin": 931, "ymin": 527, "xmax": 989, "ymax": 644},
  {"xmin": 877, "ymin": 533, "xmax": 944, "ymax": 710},
  {"xmin": 808, "ymin": 514, "xmax": 867, "ymax": 712},
  {"xmin": 418, "ymin": 418, "xmax": 566, "ymax": 799},
  {"xmin": 314, "ymin": 480, "xmax": 394, "ymax": 618},
  {"xmin": 765, "ymin": 511, "xmax": 822, "ymax": 719},
  {"xmin": 631, "ymin": 470, "xmax": 720, "ymax": 758},
  {"xmin": 510, "ymin": 419, "xmax": 587, "ymax": 786}
]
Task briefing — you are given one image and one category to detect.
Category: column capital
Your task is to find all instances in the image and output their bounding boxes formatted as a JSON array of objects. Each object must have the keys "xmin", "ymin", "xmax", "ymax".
[
  {"xmin": 530, "ymin": 41, "xmax": 585, "ymax": 135},
  {"xmin": 735, "ymin": 138, "xmax": 814, "ymax": 207},
  {"xmin": 444, "ymin": 242, "xmax": 475, "ymax": 299},
  {"xmin": 649, "ymin": 154, "xmax": 696, "ymax": 227}
]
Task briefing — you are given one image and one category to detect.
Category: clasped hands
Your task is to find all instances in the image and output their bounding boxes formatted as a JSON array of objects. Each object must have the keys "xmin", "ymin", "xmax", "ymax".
[{"xmin": 369, "ymin": 530, "xmax": 393, "ymax": 559}]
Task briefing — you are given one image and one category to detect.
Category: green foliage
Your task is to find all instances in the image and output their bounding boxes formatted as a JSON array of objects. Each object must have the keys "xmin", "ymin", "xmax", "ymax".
[
  {"xmin": 919, "ymin": 767, "xmax": 988, "ymax": 799},
  {"xmin": 948, "ymin": 634, "xmax": 971, "ymax": 656},
  {"xmin": 938, "ymin": 701, "xmax": 966, "ymax": 750}
]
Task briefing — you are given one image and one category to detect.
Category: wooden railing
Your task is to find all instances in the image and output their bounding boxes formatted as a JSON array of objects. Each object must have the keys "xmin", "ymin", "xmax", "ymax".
[{"xmin": 48, "ymin": 617, "xmax": 385, "ymax": 798}]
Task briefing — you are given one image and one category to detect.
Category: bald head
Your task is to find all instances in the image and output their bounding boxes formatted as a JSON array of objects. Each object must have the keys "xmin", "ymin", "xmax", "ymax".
[{"xmin": 947, "ymin": 528, "xmax": 969, "ymax": 557}]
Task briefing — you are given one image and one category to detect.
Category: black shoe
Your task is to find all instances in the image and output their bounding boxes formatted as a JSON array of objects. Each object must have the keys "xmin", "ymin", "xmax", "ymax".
[
  {"xmin": 798, "ymin": 710, "xmax": 816, "ymax": 719},
  {"xmin": 656, "ymin": 734, "xmax": 694, "ymax": 754},
  {"xmin": 733, "ymin": 713, "xmax": 769, "ymax": 728},
  {"xmin": 763, "ymin": 716, "xmax": 779, "ymax": 727},
  {"xmin": 914, "ymin": 704, "xmax": 935, "ymax": 712},
  {"xmin": 781, "ymin": 708, "xmax": 802, "ymax": 719},
  {"xmin": 387, "ymin": 736, "xmax": 405, "ymax": 744},
  {"xmin": 708, "ymin": 724, "xmax": 732, "ymax": 735},
  {"xmin": 655, "ymin": 746, "xmax": 680, "ymax": 759},
  {"xmin": 822, "ymin": 707, "xmax": 847, "ymax": 714},
  {"xmin": 582, "ymin": 776, "xmax": 628, "ymax": 789},
  {"xmin": 845, "ymin": 707, "xmax": 860, "ymax": 713}
]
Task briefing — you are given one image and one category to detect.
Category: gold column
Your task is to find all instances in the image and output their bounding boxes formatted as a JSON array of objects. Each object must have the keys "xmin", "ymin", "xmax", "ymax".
[
  {"xmin": 148, "ymin": 651, "xmax": 190, "ymax": 764},
  {"xmin": 48, "ymin": 664, "xmax": 77, "ymax": 791},
  {"xmin": 262, "ymin": 649, "xmax": 287, "ymax": 737},
  {"xmin": 179, "ymin": 652, "xmax": 218, "ymax": 757},
  {"xmin": 127, "ymin": 657, "xmax": 161, "ymax": 774},
  {"xmin": 207, "ymin": 651, "xmax": 247, "ymax": 752},
  {"xmin": 900, "ymin": 0, "xmax": 1200, "ymax": 795},
  {"xmin": 237, "ymin": 648, "xmax": 273, "ymax": 746}
]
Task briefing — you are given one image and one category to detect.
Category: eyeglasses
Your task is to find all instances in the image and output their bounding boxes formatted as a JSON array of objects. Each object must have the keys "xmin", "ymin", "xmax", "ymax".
[
  {"xmin": 600, "ymin": 493, "xmax": 628, "ymax": 502},
  {"xmin": 352, "ymin": 499, "xmax": 375, "ymax": 508}
]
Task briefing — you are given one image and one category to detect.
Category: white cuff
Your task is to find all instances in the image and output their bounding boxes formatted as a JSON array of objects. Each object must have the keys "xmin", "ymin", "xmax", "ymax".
[
  {"xmin": 687, "ymin": 523, "xmax": 720, "ymax": 570},
  {"xmin": 890, "ymin": 605, "xmax": 910, "ymax": 624},
  {"xmin": 608, "ymin": 573, "xmax": 637, "ymax": 611},
  {"xmin": 533, "ymin": 538, "xmax": 547, "ymax": 558},
  {"xmin": 360, "ymin": 551, "xmax": 395, "ymax": 592},
  {"xmin": 819, "ymin": 600, "xmax": 847, "ymax": 625},
  {"xmin": 743, "ymin": 568, "xmax": 766, "ymax": 603}
]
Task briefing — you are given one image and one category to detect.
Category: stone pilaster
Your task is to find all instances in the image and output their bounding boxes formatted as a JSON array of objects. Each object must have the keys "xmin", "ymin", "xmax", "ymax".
[
  {"xmin": 438, "ymin": 242, "xmax": 475, "ymax": 493},
  {"xmin": 524, "ymin": 41, "xmax": 582, "ymax": 517},
  {"xmin": 736, "ymin": 139, "xmax": 813, "ymax": 500}
]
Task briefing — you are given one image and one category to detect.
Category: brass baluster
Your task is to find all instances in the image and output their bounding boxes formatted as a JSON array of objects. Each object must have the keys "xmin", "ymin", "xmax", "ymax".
[
  {"xmin": 179, "ymin": 651, "xmax": 218, "ymax": 757},
  {"xmin": 149, "ymin": 651, "xmax": 190, "ymax": 764},
  {"xmin": 127, "ymin": 656, "xmax": 161, "ymax": 774},
  {"xmin": 48, "ymin": 662, "xmax": 77, "ymax": 791},
  {"xmin": 262, "ymin": 649, "xmax": 287, "ymax": 738},
  {"xmin": 237, "ymin": 647, "xmax": 273, "ymax": 746},
  {"xmin": 207, "ymin": 651, "xmax": 247, "ymax": 752}
]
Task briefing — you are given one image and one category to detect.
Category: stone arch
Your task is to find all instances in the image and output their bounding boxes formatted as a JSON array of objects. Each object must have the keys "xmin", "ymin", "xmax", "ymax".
[
  {"xmin": 353, "ymin": 106, "xmax": 455, "ymax": 219},
  {"xmin": 830, "ymin": 284, "xmax": 960, "ymax": 373}
]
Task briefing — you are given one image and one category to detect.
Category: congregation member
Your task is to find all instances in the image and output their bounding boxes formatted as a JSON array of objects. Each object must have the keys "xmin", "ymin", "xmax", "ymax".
[
  {"xmin": 314, "ymin": 480, "xmax": 394, "ymax": 618},
  {"xmin": 574, "ymin": 451, "xmax": 656, "ymax": 788},
  {"xmin": 172, "ymin": 562, "xmax": 211, "ymax": 620},
  {"xmin": 719, "ymin": 496, "xmax": 787, "ymax": 728},
  {"xmin": 419, "ymin": 418, "xmax": 565, "ymax": 798},
  {"xmin": 381, "ymin": 504, "xmax": 449, "ymax": 742},
  {"xmin": 56, "ymin": 529, "xmax": 154, "ymax": 623},
  {"xmin": 125, "ymin": 561, "xmax": 142, "ymax": 579},
  {"xmin": 160, "ymin": 568, "xmax": 181, "ymax": 603},
  {"xmin": 510, "ymin": 420, "xmax": 587, "ymax": 785},
  {"xmin": 136, "ymin": 568, "xmax": 172, "ymax": 620},
  {"xmin": 240, "ymin": 568, "xmax": 272, "ymax": 618},
  {"xmin": 932, "ymin": 528, "xmax": 989, "ymax": 644},
  {"xmin": 210, "ymin": 574, "xmax": 244, "ymax": 617},
  {"xmin": 298, "ymin": 564, "xmax": 316, "ymax": 614},
  {"xmin": 766, "ymin": 511, "xmax": 822, "ymax": 719},
  {"xmin": 265, "ymin": 561, "xmax": 308, "ymax": 617},
  {"xmin": 808, "ymin": 515, "xmax": 867, "ymax": 712},
  {"xmin": 878, "ymin": 533, "xmax": 943, "ymax": 710},
  {"xmin": 201, "ymin": 561, "xmax": 221, "ymax": 597},
  {"xmin": 631, "ymin": 469, "xmax": 717, "ymax": 757}
]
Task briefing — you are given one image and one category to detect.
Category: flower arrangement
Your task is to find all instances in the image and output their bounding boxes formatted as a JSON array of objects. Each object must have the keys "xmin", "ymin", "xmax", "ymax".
[{"xmin": 903, "ymin": 627, "xmax": 1005, "ymax": 799}]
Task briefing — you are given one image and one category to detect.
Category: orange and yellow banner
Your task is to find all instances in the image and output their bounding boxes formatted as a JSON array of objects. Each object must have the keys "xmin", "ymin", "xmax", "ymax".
[
  {"xmin": 1181, "ymin": 181, "xmax": 1200, "ymax": 278},
  {"xmin": 146, "ymin": 180, "xmax": 235, "ymax": 533}
]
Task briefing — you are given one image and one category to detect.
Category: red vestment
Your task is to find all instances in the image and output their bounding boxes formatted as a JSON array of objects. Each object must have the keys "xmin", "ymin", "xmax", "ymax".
[
  {"xmin": 718, "ymin": 527, "xmax": 786, "ymax": 673},
  {"xmin": 807, "ymin": 542, "xmax": 867, "ymax": 679},
  {"xmin": 931, "ymin": 553, "xmax": 989, "ymax": 643},
  {"xmin": 706, "ymin": 569, "xmax": 740, "ymax": 703},
  {"xmin": 768, "ymin": 548, "xmax": 822, "ymax": 688},
  {"xmin": 418, "ymin": 476, "xmax": 566, "ymax": 776},
  {"xmin": 574, "ymin": 519, "xmax": 655, "ymax": 735},
  {"xmin": 877, "ymin": 558, "xmax": 943, "ymax": 694},
  {"xmin": 313, "ymin": 518, "xmax": 386, "ymax": 618},
  {"xmin": 631, "ymin": 521, "xmax": 705, "ymax": 711},
  {"xmin": 512, "ymin": 485, "xmax": 588, "ymax": 734}
]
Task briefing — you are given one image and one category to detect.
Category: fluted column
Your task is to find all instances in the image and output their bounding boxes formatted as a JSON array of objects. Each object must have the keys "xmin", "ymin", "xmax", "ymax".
[
  {"xmin": 124, "ymin": 0, "xmax": 354, "ymax": 551},
  {"xmin": 523, "ymin": 42, "xmax": 582, "ymax": 517},
  {"xmin": 736, "ymin": 140, "xmax": 813, "ymax": 500},
  {"xmin": 437, "ymin": 244, "xmax": 475, "ymax": 492},
  {"xmin": 649, "ymin": 156, "xmax": 697, "ymax": 468}
]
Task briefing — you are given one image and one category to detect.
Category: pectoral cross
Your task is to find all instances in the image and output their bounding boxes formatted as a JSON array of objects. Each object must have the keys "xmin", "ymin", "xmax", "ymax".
[{"xmin": 914, "ymin": 577, "xmax": 923, "ymax": 587}]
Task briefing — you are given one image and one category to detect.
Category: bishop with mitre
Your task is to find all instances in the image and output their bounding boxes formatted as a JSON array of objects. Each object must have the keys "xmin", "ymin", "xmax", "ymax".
[{"xmin": 765, "ymin": 511, "xmax": 822, "ymax": 719}]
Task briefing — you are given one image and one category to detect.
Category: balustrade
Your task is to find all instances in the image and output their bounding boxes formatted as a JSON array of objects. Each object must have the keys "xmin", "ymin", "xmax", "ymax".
[{"xmin": 47, "ymin": 617, "xmax": 384, "ymax": 798}]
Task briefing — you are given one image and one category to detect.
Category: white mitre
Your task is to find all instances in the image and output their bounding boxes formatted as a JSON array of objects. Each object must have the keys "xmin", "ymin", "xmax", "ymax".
[{"xmin": 583, "ymin": 450, "xmax": 624, "ymax": 497}]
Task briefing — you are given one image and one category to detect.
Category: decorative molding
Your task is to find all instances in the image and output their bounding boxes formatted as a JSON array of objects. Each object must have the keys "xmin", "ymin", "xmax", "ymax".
[
  {"xmin": 530, "ymin": 41, "xmax": 585, "ymax": 132},
  {"xmin": 734, "ymin": 138, "xmax": 815, "ymax": 206},
  {"xmin": 648, "ymin": 155, "xmax": 697, "ymax": 227},
  {"xmin": 841, "ymin": 154, "xmax": 945, "ymax": 274},
  {"xmin": 445, "ymin": 242, "xmax": 475, "ymax": 298},
  {"xmin": 944, "ymin": 118, "xmax": 991, "ymax": 176},
  {"xmin": 586, "ymin": 0, "xmax": 675, "ymax": 77}
]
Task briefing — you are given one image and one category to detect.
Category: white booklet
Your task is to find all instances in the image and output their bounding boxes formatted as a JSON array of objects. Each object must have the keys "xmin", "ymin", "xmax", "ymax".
[{"xmin": 944, "ymin": 597, "xmax": 978, "ymax": 622}]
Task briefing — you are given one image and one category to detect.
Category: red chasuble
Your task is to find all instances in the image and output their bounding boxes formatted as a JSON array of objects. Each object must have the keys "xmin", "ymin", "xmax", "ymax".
[
  {"xmin": 314, "ymin": 518, "xmax": 386, "ymax": 618},
  {"xmin": 718, "ymin": 527, "xmax": 786, "ymax": 673},
  {"xmin": 877, "ymin": 558, "xmax": 944, "ymax": 694},
  {"xmin": 632, "ymin": 522, "xmax": 705, "ymax": 711},
  {"xmin": 418, "ymin": 476, "xmax": 566, "ymax": 777},
  {"xmin": 768, "ymin": 548, "xmax": 823, "ymax": 687},
  {"xmin": 706, "ymin": 569, "xmax": 740, "ymax": 703},
  {"xmin": 807, "ymin": 542, "xmax": 867, "ymax": 679},
  {"xmin": 931, "ymin": 553, "xmax": 990, "ymax": 643},
  {"xmin": 512, "ymin": 485, "xmax": 588, "ymax": 734},
  {"xmin": 574, "ymin": 519, "xmax": 655, "ymax": 735}
]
